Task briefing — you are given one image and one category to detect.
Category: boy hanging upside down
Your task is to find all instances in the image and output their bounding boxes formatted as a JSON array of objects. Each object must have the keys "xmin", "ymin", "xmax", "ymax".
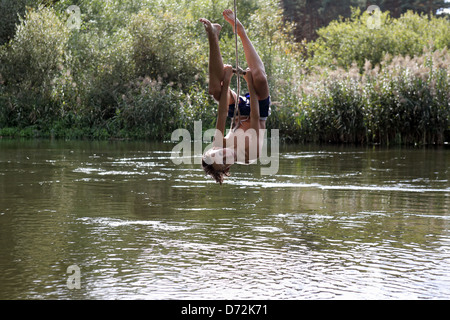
[{"xmin": 200, "ymin": 9, "xmax": 271, "ymax": 184}]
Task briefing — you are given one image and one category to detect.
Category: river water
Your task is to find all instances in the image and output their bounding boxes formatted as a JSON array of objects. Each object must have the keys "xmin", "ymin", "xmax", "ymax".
[{"xmin": 0, "ymin": 139, "xmax": 449, "ymax": 299}]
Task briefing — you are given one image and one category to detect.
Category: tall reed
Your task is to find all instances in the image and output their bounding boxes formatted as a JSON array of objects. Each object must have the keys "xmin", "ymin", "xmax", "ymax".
[{"xmin": 282, "ymin": 48, "xmax": 450, "ymax": 145}]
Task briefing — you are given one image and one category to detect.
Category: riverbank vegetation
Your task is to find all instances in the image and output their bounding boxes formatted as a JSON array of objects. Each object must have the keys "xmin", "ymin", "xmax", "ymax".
[{"xmin": 0, "ymin": 0, "xmax": 449, "ymax": 144}]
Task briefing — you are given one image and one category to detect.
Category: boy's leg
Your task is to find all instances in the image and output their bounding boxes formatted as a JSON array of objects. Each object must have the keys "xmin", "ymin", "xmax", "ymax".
[
  {"xmin": 199, "ymin": 18, "xmax": 236, "ymax": 105},
  {"xmin": 223, "ymin": 9, "xmax": 270, "ymax": 101}
]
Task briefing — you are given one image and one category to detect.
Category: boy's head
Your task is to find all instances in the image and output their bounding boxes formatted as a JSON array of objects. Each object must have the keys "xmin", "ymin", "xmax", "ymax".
[{"xmin": 201, "ymin": 148, "xmax": 235, "ymax": 184}]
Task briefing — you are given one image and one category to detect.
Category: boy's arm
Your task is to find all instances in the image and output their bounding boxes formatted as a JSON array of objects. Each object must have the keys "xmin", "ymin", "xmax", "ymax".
[
  {"xmin": 244, "ymin": 70, "xmax": 260, "ymax": 134},
  {"xmin": 213, "ymin": 67, "xmax": 233, "ymax": 148},
  {"xmin": 244, "ymin": 69, "xmax": 260, "ymax": 157}
]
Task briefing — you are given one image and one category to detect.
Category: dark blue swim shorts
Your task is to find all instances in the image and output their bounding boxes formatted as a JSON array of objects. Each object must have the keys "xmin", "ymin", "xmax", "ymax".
[{"xmin": 228, "ymin": 93, "xmax": 271, "ymax": 120}]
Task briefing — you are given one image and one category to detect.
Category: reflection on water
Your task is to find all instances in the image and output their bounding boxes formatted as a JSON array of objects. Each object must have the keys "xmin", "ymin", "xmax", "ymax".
[{"xmin": 0, "ymin": 140, "xmax": 449, "ymax": 299}]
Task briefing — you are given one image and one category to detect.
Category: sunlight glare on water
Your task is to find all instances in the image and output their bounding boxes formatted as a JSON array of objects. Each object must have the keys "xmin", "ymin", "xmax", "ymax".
[{"xmin": 0, "ymin": 140, "xmax": 449, "ymax": 299}]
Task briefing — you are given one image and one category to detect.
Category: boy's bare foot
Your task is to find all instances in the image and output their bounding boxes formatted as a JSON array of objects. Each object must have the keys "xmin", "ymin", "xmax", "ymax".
[
  {"xmin": 199, "ymin": 18, "xmax": 222, "ymax": 39},
  {"xmin": 223, "ymin": 9, "xmax": 244, "ymax": 35},
  {"xmin": 223, "ymin": 64, "xmax": 233, "ymax": 82}
]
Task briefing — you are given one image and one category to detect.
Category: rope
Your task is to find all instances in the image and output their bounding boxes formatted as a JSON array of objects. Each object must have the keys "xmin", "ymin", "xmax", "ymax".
[{"xmin": 231, "ymin": 0, "xmax": 241, "ymax": 131}]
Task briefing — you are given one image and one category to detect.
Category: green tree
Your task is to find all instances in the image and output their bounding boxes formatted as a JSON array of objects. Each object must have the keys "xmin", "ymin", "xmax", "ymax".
[
  {"xmin": 309, "ymin": 8, "xmax": 450, "ymax": 70},
  {"xmin": 0, "ymin": 6, "xmax": 70, "ymax": 126}
]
